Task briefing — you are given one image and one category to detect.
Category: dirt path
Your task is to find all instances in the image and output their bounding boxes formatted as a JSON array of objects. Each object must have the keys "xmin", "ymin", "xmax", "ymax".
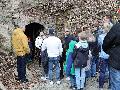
[
  {"xmin": 0, "ymin": 60, "xmax": 110, "ymax": 90},
  {"xmin": 25, "ymin": 62, "xmax": 109, "ymax": 90}
]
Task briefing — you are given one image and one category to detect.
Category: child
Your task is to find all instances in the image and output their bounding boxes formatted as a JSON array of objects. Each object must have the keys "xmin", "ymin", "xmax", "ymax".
[{"xmin": 73, "ymin": 31, "xmax": 89, "ymax": 90}]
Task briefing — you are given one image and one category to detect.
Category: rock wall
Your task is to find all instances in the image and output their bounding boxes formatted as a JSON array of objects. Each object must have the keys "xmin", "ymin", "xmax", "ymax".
[{"xmin": 0, "ymin": 0, "xmax": 119, "ymax": 51}]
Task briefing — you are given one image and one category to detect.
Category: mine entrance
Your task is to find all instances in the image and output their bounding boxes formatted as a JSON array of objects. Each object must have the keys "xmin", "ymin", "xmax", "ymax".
[{"xmin": 24, "ymin": 22, "xmax": 44, "ymax": 60}]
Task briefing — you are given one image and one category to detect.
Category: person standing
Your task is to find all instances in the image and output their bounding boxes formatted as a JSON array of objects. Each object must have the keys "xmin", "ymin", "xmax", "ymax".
[
  {"xmin": 64, "ymin": 28, "xmax": 75, "ymax": 50},
  {"xmin": 12, "ymin": 26, "xmax": 30, "ymax": 83},
  {"xmin": 41, "ymin": 28, "xmax": 63, "ymax": 85},
  {"xmin": 98, "ymin": 22, "xmax": 111, "ymax": 90},
  {"xmin": 103, "ymin": 21, "xmax": 120, "ymax": 90},
  {"xmin": 63, "ymin": 28, "xmax": 76, "ymax": 80},
  {"xmin": 35, "ymin": 32, "xmax": 46, "ymax": 67},
  {"xmin": 65, "ymin": 39, "xmax": 77, "ymax": 89},
  {"xmin": 73, "ymin": 31, "xmax": 89, "ymax": 90}
]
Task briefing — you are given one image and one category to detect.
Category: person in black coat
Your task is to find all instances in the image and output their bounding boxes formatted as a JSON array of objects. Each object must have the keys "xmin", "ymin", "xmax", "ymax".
[{"xmin": 103, "ymin": 21, "xmax": 120, "ymax": 90}]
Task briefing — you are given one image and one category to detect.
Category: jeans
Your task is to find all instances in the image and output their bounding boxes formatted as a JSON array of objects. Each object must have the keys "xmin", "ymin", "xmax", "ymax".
[
  {"xmin": 48, "ymin": 56, "xmax": 60, "ymax": 81},
  {"xmin": 70, "ymin": 75, "xmax": 76, "ymax": 87},
  {"xmin": 17, "ymin": 56, "xmax": 26, "ymax": 81},
  {"xmin": 86, "ymin": 70, "xmax": 91, "ymax": 78},
  {"xmin": 75, "ymin": 68, "xmax": 86, "ymax": 89},
  {"xmin": 99, "ymin": 58, "xmax": 109, "ymax": 88},
  {"xmin": 66, "ymin": 53, "xmax": 73, "ymax": 77},
  {"xmin": 110, "ymin": 67, "xmax": 120, "ymax": 90},
  {"xmin": 91, "ymin": 56, "xmax": 97, "ymax": 76}
]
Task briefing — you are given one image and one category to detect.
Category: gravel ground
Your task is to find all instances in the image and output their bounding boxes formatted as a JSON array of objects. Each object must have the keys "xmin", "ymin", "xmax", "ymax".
[
  {"xmin": 0, "ymin": 60, "xmax": 110, "ymax": 90},
  {"xmin": 25, "ymin": 61, "xmax": 110, "ymax": 90}
]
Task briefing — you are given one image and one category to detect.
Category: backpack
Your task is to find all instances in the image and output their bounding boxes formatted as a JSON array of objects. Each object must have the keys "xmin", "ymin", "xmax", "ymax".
[{"xmin": 72, "ymin": 46, "xmax": 89, "ymax": 68}]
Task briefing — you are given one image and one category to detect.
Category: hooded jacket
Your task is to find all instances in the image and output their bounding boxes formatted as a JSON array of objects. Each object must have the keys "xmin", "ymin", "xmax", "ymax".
[
  {"xmin": 12, "ymin": 28, "xmax": 30, "ymax": 56},
  {"xmin": 64, "ymin": 40, "xmax": 77, "ymax": 75},
  {"xmin": 73, "ymin": 40, "xmax": 89, "ymax": 68}
]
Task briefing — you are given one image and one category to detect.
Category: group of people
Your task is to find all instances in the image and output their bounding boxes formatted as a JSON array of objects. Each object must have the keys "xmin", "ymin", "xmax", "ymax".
[{"xmin": 11, "ymin": 15, "xmax": 120, "ymax": 90}]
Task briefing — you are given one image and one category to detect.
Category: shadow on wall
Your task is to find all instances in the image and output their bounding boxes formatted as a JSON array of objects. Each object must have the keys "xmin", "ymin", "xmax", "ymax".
[{"xmin": 25, "ymin": 22, "xmax": 44, "ymax": 59}]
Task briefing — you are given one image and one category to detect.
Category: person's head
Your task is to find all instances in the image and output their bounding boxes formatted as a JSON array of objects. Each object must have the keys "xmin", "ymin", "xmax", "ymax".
[
  {"xmin": 118, "ymin": 20, "xmax": 120, "ymax": 23},
  {"xmin": 15, "ymin": 25, "xmax": 25, "ymax": 32},
  {"xmin": 73, "ymin": 30, "xmax": 77, "ymax": 36},
  {"xmin": 48, "ymin": 28, "xmax": 55, "ymax": 36},
  {"xmin": 39, "ymin": 32, "xmax": 44, "ymax": 36},
  {"xmin": 64, "ymin": 28, "xmax": 70, "ymax": 36},
  {"xmin": 14, "ymin": 25, "xmax": 20, "ymax": 29},
  {"xmin": 16, "ymin": 24, "xmax": 26, "ymax": 32},
  {"xmin": 103, "ymin": 15, "xmax": 110, "ymax": 23},
  {"xmin": 103, "ymin": 22, "xmax": 111, "ymax": 33},
  {"xmin": 78, "ymin": 31, "xmax": 87, "ymax": 41}
]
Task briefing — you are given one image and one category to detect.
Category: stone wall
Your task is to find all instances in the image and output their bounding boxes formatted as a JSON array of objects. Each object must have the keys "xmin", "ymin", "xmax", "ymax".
[
  {"xmin": 0, "ymin": 0, "xmax": 53, "ymax": 51},
  {"xmin": 0, "ymin": 0, "xmax": 119, "ymax": 51}
]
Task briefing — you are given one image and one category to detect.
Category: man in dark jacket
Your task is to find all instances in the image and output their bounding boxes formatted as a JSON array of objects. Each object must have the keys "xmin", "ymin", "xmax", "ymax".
[
  {"xmin": 64, "ymin": 29, "xmax": 76, "ymax": 50},
  {"xmin": 103, "ymin": 21, "xmax": 120, "ymax": 90}
]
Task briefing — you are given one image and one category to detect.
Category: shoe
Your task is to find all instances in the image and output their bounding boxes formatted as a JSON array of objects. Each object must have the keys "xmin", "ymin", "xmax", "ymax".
[
  {"xmin": 60, "ymin": 75, "xmax": 64, "ymax": 79},
  {"xmin": 41, "ymin": 77, "xmax": 47, "ymax": 81},
  {"xmin": 15, "ymin": 77, "xmax": 20, "ymax": 81},
  {"xmin": 49, "ymin": 81, "xmax": 54, "ymax": 85},
  {"xmin": 69, "ymin": 86, "xmax": 77, "ymax": 90},
  {"xmin": 21, "ymin": 79, "xmax": 28, "ymax": 83},
  {"xmin": 72, "ymin": 87, "xmax": 77, "ymax": 90},
  {"xmin": 99, "ymin": 88, "xmax": 103, "ymax": 90},
  {"xmin": 66, "ymin": 77, "xmax": 70, "ymax": 81},
  {"xmin": 56, "ymin": 81, "xmax": 61, "ymax": 85},
  {"xmin": 45, "ymin": 76, "xmax": 49, "ymax": 79},
  {"xmin": 80, "ymin": 88, "xmax": 83, "ymax": 90},
  {"xmin": 69, "ymin": 86, "xmax": 73, "ymax": 89}
]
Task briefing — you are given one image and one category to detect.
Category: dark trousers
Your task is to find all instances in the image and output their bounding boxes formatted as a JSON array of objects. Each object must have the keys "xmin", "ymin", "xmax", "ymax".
[
  {"xmin": 70, "ymin": 75, "xmax": 76, "ymax": 87},
  {"xmin": 42, "ymin": 60, "xmax": 48, "ymax": 76},
  {"xmin": 99, "ymin": 58, "xmax": 109, "ymax": 88},
  {"xmin": 41, "ymin": 49, "xmax": 48, "ymax": 76},
  {"xmin": 17, "ymin": 56, "xmax": 26, "ymax": 81},
  {"xmin": 60, "ymin": 57, "xmax": 64, "ymax": 78}
]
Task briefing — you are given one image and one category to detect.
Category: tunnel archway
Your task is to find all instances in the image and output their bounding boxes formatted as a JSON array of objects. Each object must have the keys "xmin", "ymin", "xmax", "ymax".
[
  {"xmin": 25, "ymin": 22, "xmax": 44, "ymax": 40},
  {"xmin": 25, "ymin": 22, "xmax": 45, "ymax": 60}
]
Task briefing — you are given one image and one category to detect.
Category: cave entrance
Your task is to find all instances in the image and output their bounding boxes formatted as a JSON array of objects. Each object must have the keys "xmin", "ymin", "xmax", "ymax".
[{"xmin": 25, "ymin": 22, "xmax": 44, "ymax": 60}]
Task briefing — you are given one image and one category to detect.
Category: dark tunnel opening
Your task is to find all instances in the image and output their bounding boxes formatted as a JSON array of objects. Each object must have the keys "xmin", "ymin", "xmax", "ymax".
[{"xmin": 24, "ymin": 22, "xmax": 45, "ymax": 60}]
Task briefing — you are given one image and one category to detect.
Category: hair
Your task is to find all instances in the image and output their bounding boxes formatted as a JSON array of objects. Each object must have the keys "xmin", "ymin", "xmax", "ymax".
[
  {"xmin": 14, "ymin": 25, "xmax": 20, "ymax": 29},
  {"xmin": 103, "ymin": 22, "xmax": 112, "ymax": 33},
  {"xmin": 118, "ymin": 20, "xmax": 120, "ymax": 23},
  {"xmin": 48, "ymin": 28, "xmax": 55, "ymax": 35},
  {"xmin": 78, "ymin": 31, "xmax": 87, "ymax": 40}
]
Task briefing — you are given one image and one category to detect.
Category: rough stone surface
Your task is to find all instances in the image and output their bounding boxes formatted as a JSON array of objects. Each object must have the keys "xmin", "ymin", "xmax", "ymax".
[
  {"xmin": 0, "ymin": 0, "xmax": 119, "ymax": 50},
  {"xmin": 0, "ymin": 1, "xmax": 119, "ymax": 89}
]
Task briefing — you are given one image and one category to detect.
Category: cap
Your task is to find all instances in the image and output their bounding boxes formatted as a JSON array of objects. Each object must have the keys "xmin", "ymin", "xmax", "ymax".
[{"xmin": 48, "ymin": 28, "xmax": 55, "ymax": 35}]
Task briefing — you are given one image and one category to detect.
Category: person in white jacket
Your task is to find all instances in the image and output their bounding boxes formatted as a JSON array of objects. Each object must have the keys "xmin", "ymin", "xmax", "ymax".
[
  {"xmin": 35, "ymin": 32, "xmax": 46, "ymax": 49},
  {"xmin": 42, "ymin": 28, "xmax": 63, "ymax": 85},
  {"xmin": 35, "ymin": 31, "xmax": 49, "ymax": 80},
  {"xmin": 35, "ymin": 32, "xmax": 46, "ymax": 67}
]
